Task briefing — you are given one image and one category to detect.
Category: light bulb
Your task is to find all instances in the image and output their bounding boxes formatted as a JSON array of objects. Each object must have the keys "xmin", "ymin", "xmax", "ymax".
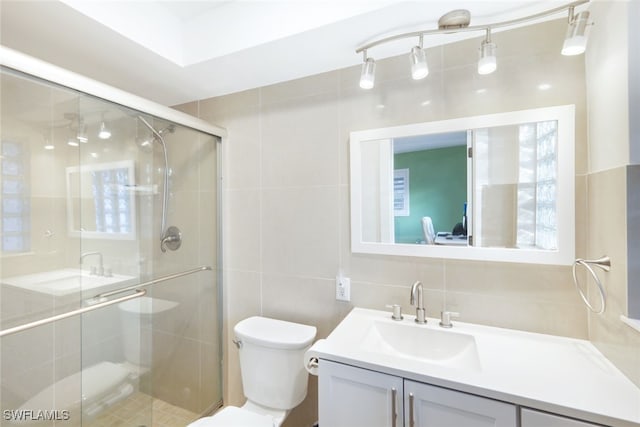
[
  {"xmin": 478, "ymin": 40, "xmax": 497, "ymax": 75},
  {"xmin": 359, "ymin": 57, "xmax": 376, "ymax": 90},
  {"xmin": 98, "ymin": 121, "xmax": 111, "ymax": 139},
  {"xmin": 410, "ymin": 46, "xmax": 429, "ymax": 80},
  {"xmin": 562, "ymin": 11, "xmax": 590, "ymax": 56}
]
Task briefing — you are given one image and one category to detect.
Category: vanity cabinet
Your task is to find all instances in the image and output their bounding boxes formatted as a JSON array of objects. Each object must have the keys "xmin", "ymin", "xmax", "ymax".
[{"xmin": 319, "ymin": 360, "xmax": 517, "ymax": 427}]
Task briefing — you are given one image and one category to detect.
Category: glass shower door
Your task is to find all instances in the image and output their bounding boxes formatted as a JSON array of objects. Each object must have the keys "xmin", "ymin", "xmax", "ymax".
[{"xmin": 1, "ymin": 65, "xmax": 221, "ymax": 427}]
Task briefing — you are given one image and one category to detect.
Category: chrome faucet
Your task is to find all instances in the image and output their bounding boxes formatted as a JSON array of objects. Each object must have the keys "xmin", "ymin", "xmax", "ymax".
[
  {"xmin": 410, "ymin": 280, "xmax": 426, "ymax": 324},
  {"xmin": 80, "ymin": 251, "xmax": 104, "ymax": 276}
]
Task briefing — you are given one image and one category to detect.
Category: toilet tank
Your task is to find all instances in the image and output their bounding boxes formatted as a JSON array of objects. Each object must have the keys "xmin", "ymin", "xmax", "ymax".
[{"xmin": 234, "ymin": 317, "xmax": 316, "ymax": 410}]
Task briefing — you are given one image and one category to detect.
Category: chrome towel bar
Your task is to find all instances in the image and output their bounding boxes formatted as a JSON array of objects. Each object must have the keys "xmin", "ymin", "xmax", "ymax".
[
  {"xmin": 572, "ymin": 256, "xmax": 610, "ymax": 314},
  {"xmin": 0, "ymin": 289, "xmax": 146, "ymax": 338},
  {"xmin": 0, "ymin": 265, "xmax": 212, "ymax": 338},
  {"xmin": 96, "ymin": 265, "xmax": 212, "ymax": 299}
]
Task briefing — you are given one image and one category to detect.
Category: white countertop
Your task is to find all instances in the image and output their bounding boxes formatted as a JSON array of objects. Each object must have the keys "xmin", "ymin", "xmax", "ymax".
[{"xmin": 308, "ymin": 308, "xmax": 640, "ymax": 427}]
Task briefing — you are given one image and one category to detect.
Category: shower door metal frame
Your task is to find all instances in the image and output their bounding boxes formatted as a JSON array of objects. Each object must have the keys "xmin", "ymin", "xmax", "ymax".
[{"xmin": 0, "ymin": 46, "xmax": 226, "ymax": 139}]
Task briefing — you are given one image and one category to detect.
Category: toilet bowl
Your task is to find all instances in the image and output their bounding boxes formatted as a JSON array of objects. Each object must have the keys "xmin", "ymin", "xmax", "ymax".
[{"xmin": 189, "ymin": 316, "xmax": 316, "ymax": 427}]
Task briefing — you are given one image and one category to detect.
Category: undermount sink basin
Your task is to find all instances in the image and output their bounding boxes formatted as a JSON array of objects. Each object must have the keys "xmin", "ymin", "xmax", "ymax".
[{"xmin": 360, "ymin": 319, "xmax": 481, "ymax": 372}]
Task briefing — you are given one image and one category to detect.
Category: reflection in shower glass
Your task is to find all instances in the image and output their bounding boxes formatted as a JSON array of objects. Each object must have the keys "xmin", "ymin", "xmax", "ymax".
[
  {"xmin": 1, "ymin": 140, "xmax": 30, "ymax": 252},
  {"xmin": 91, "ymin": 167, "xmax": 131, "ymax": 234}
]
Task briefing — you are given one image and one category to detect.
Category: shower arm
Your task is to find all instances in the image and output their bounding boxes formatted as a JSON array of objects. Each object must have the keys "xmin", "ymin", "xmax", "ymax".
[{"xmin": 138, "ymin": 116, "xmax": 170, "ymax": 245}]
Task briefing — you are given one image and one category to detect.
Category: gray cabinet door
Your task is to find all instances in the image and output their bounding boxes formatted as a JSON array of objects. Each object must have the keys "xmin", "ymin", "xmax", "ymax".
[
  {"xmin": 404, "ymin": 380, "xmax": 517, "ymax": 427},
  {"xmin": 319, "ymin": 359, "xmax": 403, "ymax": 427}
]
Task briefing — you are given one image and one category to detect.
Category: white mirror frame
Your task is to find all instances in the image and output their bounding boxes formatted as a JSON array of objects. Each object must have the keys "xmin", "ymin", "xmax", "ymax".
[{"xmin": 350, "ymin": 105, "xmax": 575, "ymax": 265}]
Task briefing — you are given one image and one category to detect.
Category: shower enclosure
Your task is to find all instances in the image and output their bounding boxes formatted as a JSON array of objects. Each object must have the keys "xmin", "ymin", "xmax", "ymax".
[{"xmin": 0, "ymin": 48, "xmax": 224, "ymax": 426}]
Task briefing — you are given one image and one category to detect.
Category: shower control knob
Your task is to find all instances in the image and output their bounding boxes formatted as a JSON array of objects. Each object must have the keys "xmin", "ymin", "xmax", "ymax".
[{"xmin": 161, "ymin": 226, "xmax": 182, "ymax": 252}]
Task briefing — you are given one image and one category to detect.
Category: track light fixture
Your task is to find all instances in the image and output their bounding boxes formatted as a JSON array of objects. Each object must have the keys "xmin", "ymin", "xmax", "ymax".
[
  {"xmin": 359, "ymin": 51, "xmax": 376, "ymax": 90},
  {"xmin": 98, "ymin": 113, "xmax": 111, "ymax": 139},
  {"xmin": 562, "ymin": 7, "xmax": 590, "ymax": 56},
  {"xmin": 355, "ymin": 0, "xmax": 590, "ymax": 88},
  {"xmin": 478, "ymin": 29, "xmax": 497, "ymax": 75},
  {"xmin": 410, "ymin": 36, "xmax": 429, "ymax": 80}
]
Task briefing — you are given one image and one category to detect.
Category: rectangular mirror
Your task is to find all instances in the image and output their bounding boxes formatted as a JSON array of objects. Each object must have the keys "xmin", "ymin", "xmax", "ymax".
[
  {"xmin": 350, "ymin": 105, "xmax": 575, "ymax": 265},
  {"xmin": 66, "ymin": 160, "xmax": 136, "ymax": 240}
]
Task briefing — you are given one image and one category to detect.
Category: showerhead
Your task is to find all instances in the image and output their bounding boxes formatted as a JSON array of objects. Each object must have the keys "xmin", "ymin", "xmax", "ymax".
[
  {"xmin": 136, "ymin": 127, "xmax": 173, "ymax": 152},
  {"xmin": 158, "ymin": 124, "xmax": 175, "ymax": 135},
  {"xmin": 136, "ymin": 117, "xmax": 173, "ymax": 152}
]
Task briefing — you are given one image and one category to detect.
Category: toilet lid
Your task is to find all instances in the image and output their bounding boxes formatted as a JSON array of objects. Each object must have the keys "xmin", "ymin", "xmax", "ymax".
[
  {"xmin": 234, "ymin": 316, "xmax": 316, "ymax": 350},
  {"xmin": 188, "ymin": 407, "xmax": 274, "ymax": 427}
]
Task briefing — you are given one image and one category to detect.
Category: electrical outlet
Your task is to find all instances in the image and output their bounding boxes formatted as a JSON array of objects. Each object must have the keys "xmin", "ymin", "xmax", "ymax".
[{"xmin": 336, "ymin": 275, "xmax": 351, "ymax": 301}]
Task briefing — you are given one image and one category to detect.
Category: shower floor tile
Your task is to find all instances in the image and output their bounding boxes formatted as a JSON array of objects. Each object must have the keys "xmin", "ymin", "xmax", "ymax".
[{"xmin": 85, "ymin": 392, "xmax": 199, "ymax": 427}]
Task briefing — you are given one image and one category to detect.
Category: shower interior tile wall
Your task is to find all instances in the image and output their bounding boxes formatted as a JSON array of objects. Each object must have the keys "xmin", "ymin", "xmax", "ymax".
[{"xmin": 174, "ymin": 10, "xmax": 638, "ymax": 427}]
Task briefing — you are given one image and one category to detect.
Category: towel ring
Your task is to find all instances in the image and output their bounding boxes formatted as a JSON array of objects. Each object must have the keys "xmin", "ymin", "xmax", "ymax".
[{"xmin": 572, "ymin": 256, "xmax": 610, "ymax": 314}]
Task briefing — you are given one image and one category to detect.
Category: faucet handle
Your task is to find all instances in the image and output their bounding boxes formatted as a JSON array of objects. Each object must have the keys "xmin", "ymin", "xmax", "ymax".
[
  {"xmin": 439, "ymin": 311, "xmax": 460, "ymax": 328},
  {"xmin": 385, "ymin": 304, "xmax": 404, "ymax": 321}
]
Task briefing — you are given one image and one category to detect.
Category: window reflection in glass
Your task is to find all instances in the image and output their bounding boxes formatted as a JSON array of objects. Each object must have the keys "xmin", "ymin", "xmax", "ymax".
[{"xmin": 1, "ymin": 141, "xmax": 30, "ymax": 253}]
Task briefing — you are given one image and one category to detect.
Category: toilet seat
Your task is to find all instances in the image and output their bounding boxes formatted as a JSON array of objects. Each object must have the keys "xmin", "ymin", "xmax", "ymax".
[{"xmin": 188, "ymin": 406, "xmax": 274, "ymax": 427}]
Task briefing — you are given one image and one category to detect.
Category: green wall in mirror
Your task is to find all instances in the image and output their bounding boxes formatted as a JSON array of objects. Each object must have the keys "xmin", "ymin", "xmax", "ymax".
[{"xmin": 393, "ymin": 146, "xmax": 467, "ymax": 243}]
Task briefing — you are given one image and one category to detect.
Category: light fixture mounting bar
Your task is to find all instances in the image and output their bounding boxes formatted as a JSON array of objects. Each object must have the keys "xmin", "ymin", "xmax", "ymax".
[{"xmin": 355, "ymin": 0, "xmax": 589, "ymax": 54}]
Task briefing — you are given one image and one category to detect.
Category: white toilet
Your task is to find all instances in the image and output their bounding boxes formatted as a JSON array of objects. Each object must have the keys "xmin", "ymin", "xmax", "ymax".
[{"xmin": 189, "ymin": 316, "xmax": 317, "ymax": 427}]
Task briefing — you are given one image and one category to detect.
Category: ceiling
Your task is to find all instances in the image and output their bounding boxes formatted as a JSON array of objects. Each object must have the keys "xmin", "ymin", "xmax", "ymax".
[{"xmin": 0, "ymin": 0, "xmax": 570, "ymax": 106}]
